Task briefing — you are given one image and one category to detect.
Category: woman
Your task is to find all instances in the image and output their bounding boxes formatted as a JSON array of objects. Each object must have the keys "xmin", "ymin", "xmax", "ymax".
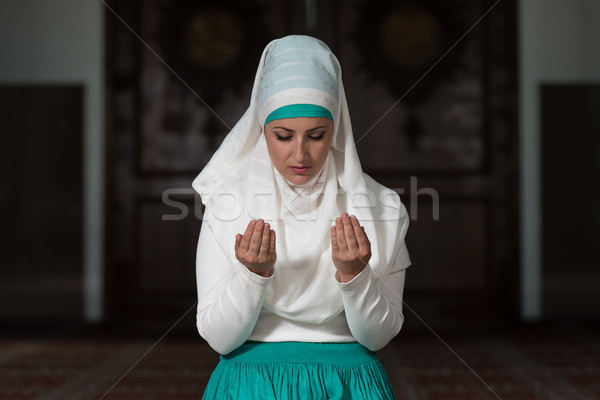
[{"xmin": 193, "ymin": 35, "xmax": 411, "ymax": 399}]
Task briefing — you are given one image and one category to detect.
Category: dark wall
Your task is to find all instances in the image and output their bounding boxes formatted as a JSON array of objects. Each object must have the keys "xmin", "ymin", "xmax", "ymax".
[
  {"xmin": 0, "ymin": 86, "xmax": 83, "ymax": 322},
  {"xmin": 541, "ymin": 84, "xmax": 600, "ymax": 317}
]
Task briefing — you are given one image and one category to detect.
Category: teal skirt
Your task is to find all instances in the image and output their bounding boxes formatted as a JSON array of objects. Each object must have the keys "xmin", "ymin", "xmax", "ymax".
[{"xmin": 202, "ymin": 341, "xmax": 396, "ymax": 399}]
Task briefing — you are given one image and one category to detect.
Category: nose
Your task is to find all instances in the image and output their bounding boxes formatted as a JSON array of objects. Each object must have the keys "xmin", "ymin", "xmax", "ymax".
[{"xmin": 294, "ymin": 138, "xmax": 307, "ymax": 162}]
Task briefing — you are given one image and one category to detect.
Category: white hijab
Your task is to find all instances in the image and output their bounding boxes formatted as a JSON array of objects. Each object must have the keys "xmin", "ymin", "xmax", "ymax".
[{"xmin": 193, "ymin": 35, "xmax": 409, "ymax": 324}]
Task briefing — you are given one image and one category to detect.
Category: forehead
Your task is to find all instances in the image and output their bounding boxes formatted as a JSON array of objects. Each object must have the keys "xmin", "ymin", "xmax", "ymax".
[{"xmin": 266, "ymin": 117, "xmax": 333, "ymax": 130}]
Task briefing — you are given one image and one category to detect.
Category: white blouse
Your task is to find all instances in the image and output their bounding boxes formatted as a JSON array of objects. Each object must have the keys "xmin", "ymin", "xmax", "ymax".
[{"xmin": 195, "ymin": 220, "xmax": 411, "ymax": 355}]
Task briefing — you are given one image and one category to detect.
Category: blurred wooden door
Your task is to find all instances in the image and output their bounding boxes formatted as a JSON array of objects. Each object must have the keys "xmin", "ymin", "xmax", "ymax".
[{"xmin": 104, "ymin": 0, "xmax": 519, "ymax": 330}]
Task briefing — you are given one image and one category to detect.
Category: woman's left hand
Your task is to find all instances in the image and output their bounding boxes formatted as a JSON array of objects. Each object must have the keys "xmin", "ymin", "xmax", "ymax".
[{"xmin": 330, "ymin": 212, "xmax": 372, "ymax": 283}]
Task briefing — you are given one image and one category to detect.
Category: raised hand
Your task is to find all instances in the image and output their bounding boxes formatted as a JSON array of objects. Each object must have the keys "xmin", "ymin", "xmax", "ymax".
[
  {"xmin": 330, "ymin": 212, "xmax": 372, "ymax": 283},
  {"xmin": 235, "ymin": 219, "xmax": 277, "ymax": 277}
]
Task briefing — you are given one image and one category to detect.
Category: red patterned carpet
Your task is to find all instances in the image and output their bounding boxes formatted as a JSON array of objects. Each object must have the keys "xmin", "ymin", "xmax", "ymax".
[{"xmin": 1, "ymin": 323, "xmax": 598, "ymax": 400}]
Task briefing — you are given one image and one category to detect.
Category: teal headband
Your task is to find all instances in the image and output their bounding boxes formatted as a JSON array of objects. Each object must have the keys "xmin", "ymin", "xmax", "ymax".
[{"xmin": 264, "ymin": 104, "xmax": 333, "ymax": 126}]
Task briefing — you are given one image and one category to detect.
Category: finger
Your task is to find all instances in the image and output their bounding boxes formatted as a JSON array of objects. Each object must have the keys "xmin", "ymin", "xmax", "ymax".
[
  {"xmin": 243, "ymin": 220, "xmax": 256, "ymax": 236},
  {"xmin": 330, "ymin": 226, "xmax": 339, "ymax": 255},
  {"xmin": 335, "ymin": 217, "xmax": 348, "ymax": 253},
  {"xmin": 249, "ymin": 219, "xmax": 265, "ymax": 253},
  {"xmin": 239, "ymin": 220, "xmax": 256, "ymax": 250},
  {"xmin": 269, "ymin": 230, "xmax": 276, "ymax": 257},
  {"xmin": 342, "ymin": 213, "xmax": 359, "ymax": 251},
  {"xmin": 235, "ymin": 234, "xmax": 242, "ymax": 252},
  {"xmin": 259, "ymin": 222, "xmax": 271, "ymax": 256},
  {"xmin": 350, "ymin": 215, "xmax": 370, "ymax": 249}
]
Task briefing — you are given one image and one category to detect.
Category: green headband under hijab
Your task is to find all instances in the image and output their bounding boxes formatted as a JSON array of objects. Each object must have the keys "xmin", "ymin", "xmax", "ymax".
[{"xmin": 264, "ymin": 104, "xmax": 333, "ymax": 126}]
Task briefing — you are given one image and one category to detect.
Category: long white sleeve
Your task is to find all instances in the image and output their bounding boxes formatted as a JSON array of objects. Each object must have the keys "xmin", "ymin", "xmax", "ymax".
[
  {"xmin": 195, "ymin": 222, "xmax": 273, "ymax": 355},
  {"xmin": 196, "ymin": 215, "xmax": 410, "ymax": 353},
  {"xmin": 336, "ymin": 259, "xmax": 407, "ymax": 352}
]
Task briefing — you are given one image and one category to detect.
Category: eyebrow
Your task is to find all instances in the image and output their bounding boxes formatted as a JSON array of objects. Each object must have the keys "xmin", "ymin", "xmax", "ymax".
[{"xmin": 271, "ymin": 125, "xmax": 329, "ymax": 133}]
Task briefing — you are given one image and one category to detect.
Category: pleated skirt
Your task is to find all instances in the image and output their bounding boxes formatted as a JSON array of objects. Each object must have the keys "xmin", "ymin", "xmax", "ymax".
[{"xmin": 202, "ymin": 341, "xmax": 396, "ymax": 400}]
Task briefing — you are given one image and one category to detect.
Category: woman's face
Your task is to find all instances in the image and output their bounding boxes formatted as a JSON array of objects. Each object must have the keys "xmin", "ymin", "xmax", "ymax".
[{"xmin": 264, "ymin": 117, "xmax": 333, "ymax": 185}]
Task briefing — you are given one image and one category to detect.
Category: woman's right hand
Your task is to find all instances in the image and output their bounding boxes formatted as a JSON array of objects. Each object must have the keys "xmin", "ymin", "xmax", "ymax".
[{"xmin": 235, "ymin": 219, "xmax": 277, "ymax": 277}]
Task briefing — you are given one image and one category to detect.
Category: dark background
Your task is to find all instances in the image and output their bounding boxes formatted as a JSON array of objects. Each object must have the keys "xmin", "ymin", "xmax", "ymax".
[{"xmin": 1, "ymin": 0, "xmax": 599, "ymax": 337}]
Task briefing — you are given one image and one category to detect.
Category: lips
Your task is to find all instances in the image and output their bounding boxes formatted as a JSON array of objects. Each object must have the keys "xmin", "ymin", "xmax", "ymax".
[{"xmin": 290, "ymin": 166, "xmax": 311, "ymax": 174}]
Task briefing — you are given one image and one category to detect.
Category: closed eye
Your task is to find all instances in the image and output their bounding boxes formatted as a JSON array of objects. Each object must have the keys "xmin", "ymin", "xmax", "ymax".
[
  {"xmin": 275, "ymin": 133, "xmax": 292, "ymax": 141},
  {"xmin": 309, "ymin": 132, "xmax": 326, "ymax": 140}
]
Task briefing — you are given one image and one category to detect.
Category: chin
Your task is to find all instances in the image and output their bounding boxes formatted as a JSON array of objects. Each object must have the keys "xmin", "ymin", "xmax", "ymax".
[{"xmin": 286, "ymin": 174, "xmax": 312, "ymax": 185}]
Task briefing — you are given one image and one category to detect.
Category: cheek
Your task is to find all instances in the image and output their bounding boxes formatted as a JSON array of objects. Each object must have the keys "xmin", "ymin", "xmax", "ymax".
[
  {"xmin": 315, "ymin": 145, "xmax": 329, "ymax": 162},
  {"xmin": 265, "ymin": 137, "xmax": 288, "ymax": 167},
  {"xmin": 314, "ymin": 138, "xmax": 332, "ymax": 163}
]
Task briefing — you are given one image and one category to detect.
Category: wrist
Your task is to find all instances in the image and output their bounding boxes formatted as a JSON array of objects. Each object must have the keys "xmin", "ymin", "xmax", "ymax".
[
  {"xmin": 336, "ymin": 269, "xmax": 361, "ymax": 283},
  {"xmin": 248, "ymin": 266, "xmax": 274, "ymax": 278}
]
